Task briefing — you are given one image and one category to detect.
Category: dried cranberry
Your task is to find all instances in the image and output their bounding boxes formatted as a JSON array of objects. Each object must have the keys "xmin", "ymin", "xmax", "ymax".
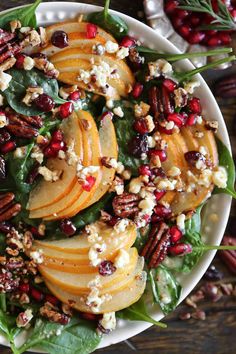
[
  {"xmin": 82, "ymin": 176, "xmax": 96, "ymax": 192},
  {"xmin": 120, "ymin": 35, "xmax": 136, "ymax": 48},
  {"xmin": 34, "ymin": 94, "xmax": 55, "ymax": 112},
  {"xmin": 163, "ymin": 79, "xmax": 177, "ymax": 92},
  {"xmin": 51, "ymin": 30, "xmax": 69, "ymax": 48},
  {"xmin": 138, "ymin": 164, "xmax": 152, "ymax": 176},
  {"xmin": 0, "ymin": 129, "xmax": 11, "ymax": 145},
  {"xmin": 170, "ymin": 226, "xmax": 183, "ymax": 243},
  {"xmin": 132, "ymin": 82, "xmax": 143, "ymax": 98},
  {"xmin": 0, "ymin": 141, "xmax": 16, "ymax": 154},
  {"xmin": 68, "ymin": 90, "xmax": 81, "ymax": 101},
  {"xmin": 26, "ymin": 163, "xmax": 40, "ymax": 184},
  {"xmin": 19, "ymin": 282, "xmax": 30, "ymax": 293},
  {"xmin": 60, "ymin": 219, "xmax": 76, "ymax": 236},
  {"xmin": 204, "ymin": 265, "xmax": 223, "ymax": 281},
  {"xmin": 133, "ymin": 119, "xmax": 149, "ymax": 135},
  {"xmin": 99, "ymin": 261, "xmax": 116, "ymax": 276},
  {"xmin": 45, "ymin": 294, "xmax": 59, "ymax": 306},
  {"xmin": 0, "ymin": 221, "xmax": 11, "ymax": 233},
  {"xmin": 184, "ymin": 151, "xmax": 205, "ymax": 167},
  {"xmin": 154, "ymin": 190, "xmax": 166, "ymax": 201},
  {"xmin": 31, "ymin": 288, "xmax": 44, "ymax": 302},
  {"xmin": 86, "ymin": 23, "xmax": 97, "ymax": 39},
  {"xmin": 15, "ymin": 53, "xmax": 26, "ymax": 69},
  {"xmin": 129, "ymin": 134, "xmax": 148, "ymax": 158},
  {"xmin": 188, "ymin": 97, "xmax": 202, "ymax": 114},
  {"xmin": 168, "ymin": 243, "xmax": 192, "ymax": 256},
  {"xmin": 0, "ymin": 155, "xmax": 6, "ymax": 179},
  {"xmin": 154, "ymin": 204, "xmax": 172, "ymax": 219},
  {"xmin": 148, "ymin": 149, "xmax": 167, "ymax": 162},
  {"xmin": 59, "ymin": 102, "xmax": 74, "ymax": 119}
]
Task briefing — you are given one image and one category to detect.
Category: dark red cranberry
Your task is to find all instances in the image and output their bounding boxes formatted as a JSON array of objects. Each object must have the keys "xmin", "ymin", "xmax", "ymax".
[
  {"xmin": 60, "ymin": 219, "xmax": 76, "ymax": 236},
  {"xmin": 179, "ymin": 25, "xmax": 191, "ymax": 38},
  {"xmin": 204, "ymin": 265, "xmax": 223, "ymax": 281},
  {"xmin": 151, "ymin": 167, "xmax": 166, "ymax": 178},
  {"xmin": 168, "ymin": 243, "xmax": 192, "ymax": 256},
  {"xmin": 163, "ymin": 79, "xmax": 177, "ymax": 92},
  {"xmin": 15, "ymin": 53, "xmax": 26, "ymax": 69},
  {"xmin": 82, "ymin": 175, "xmax": 96, "ymax": 192},
  {"xmin": 188, "ymin": 31, "xmax": 205, "ymax": 44},
  {"xmin": 133, "ymin": 119, "xmax": 149, "ymax": 135},
  {"xmin": 0, "ymin": 221, "xmax": 12, "ymax": 234},
  {"xmin": 138, "ymin": 164, "xmax": 152, "ymax": 176},
  {"xmin": 188, "ymin": 97, "xmax": 202, "ymax": 114},
  {"xmin": 207, "ymin": 36, "xmax": 221, "ymax": 47},
  {"xmin": 51, "ymin": 30, "xmax": 69, "ymax": 48},
  {"xmin": 167, "ymin": 113, "xmax": 185, "ymax": 127},
  {"xmin": 0, "ymin": 141, "xmax": 16, "ymax": 154},
  {"xmin": 51, "ymin": 141, "xmax": 65, "ymax": 152},
  {"xmin": 129, "ymin": 134, "xmax": 148, "ymax": 158},
  {"xmin": 170, "ymin": 226, "xmax": 183, "ymax": 243},
  {"xmin": 59, "ymin": 102, "xmax": 74, "ymax": 119},
  {"xmin": 86, "ymin": 23, "xmax": 97, "ymax": 39},
  {"xmin": 31, "ymin": 288, "xmax": 44, "ymax": 302},
  {"xmin": 19, "ymin": 282, "xmax": 30, "ymax": 293},
  {"xmin": 0, "ymin": 129, "xmax": 11, "ymax": 145},
  {"xmin": 149, "ymin": 149, "xmax": 167, "ymax": 162},
  {"xmin": 154, "ymin": 204, "xmax": 172, "ymax": 219},
  {"xmin": 132, "ymin": 82, "xmax": 143, "ymax": 98},
  {"xmin": 99, "ymin": 261, "xmax": 116, "ymax": 276},
  {"xmin": 0, "ymin": 155, "xmax": 6, "ymax": 180},
  {"xmin": 120, "ymin": 35, "xmax": 136, "ymax": 48},
  {"xmin": 45, "ymin": 294, "xmax": 59, "ymax": 306},
  {"xmin": 43, "ymin": 146, "xmax": 57, "ymax": 158},
  {"xmin": 51, "ymin": 130, "xmax": 63, "ymax": 142},
  {"xmin": 68, "ymin": 90, "xmax": 81, "ymax": 101},
  {"xmin": 34, "ymin": 94, "xmax": 55, "ymax": 112},
  {"xmin": 184, "ymin": 151, "xmax": 205, "ymax": 166},
  {"xmin": 186, "ymin": 113, "xmax": 196, "ymax": 126},
  {"xmin": 164, "ymin": 0, "xmax": 179, "ymax": 14},
  {"xmin": 154, "ymin": 190, "xmax": 166, "ymax": 201}
]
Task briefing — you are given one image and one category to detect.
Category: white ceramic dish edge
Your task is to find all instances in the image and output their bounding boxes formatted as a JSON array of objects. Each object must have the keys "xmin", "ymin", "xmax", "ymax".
[{"xmin": 0, "ymin": 2, "xmax": 232, "ymax": 351}]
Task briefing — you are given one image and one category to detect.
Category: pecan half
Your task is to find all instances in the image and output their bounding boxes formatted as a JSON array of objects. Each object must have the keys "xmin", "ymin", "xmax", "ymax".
[
  {"xmin": 40, "ymin": 302, "xmax": 70, "ymax": 325},
  {"xmin": 219, "ymin": 236, "xmax": 236, "ymax": 274},
  {"xmin": 6, "ymin": 111, "xmax": 41, "ymax": 138},
  {"xmin": 0, "ymin": 41, "xmax": 22, "ymax": 65},
  {"xmin": 112, "ymin": 192, "xmax": 141, "ymax": 218},
  {"xmin": 214, "ymin": 74, "xmax": 236, "ymax": 98},
  {"xmin": 0, "ymin": 156, "xmax": 6, "ymax": 180},
  {"xmin": 0, "ymin": 29, "xmax": 16, "ymax": 46},
  {"xmin": 149, "ymin": 85, "xmax": 174, "ymax": 120},
  {"xmin": 141, "ymin": 222, "xmax": 170, "ymax": 268},
  {"xmin": 0, "ymin": 193, "xmax": 21, "ymax": 222}
]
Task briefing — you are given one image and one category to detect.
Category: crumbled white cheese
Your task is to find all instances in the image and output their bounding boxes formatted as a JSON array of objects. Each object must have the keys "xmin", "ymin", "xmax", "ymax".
[
  {"xmin": 113, "ymin": 106, "xmax": 124, "ymax": 118},
  {"xmin": 184, "ymin": 80, "xmax": 200, "ymax": 94},
  {"xmin": 138, "ymin": 197, "xmax": 156, "ymax": 215},
  {"xmin": 196, "ymin": 115, "xmax": 203, "ymax": 124},
  {"xmin": 38, "ymin": 166, "xmax": 62, "ymax": 182},
  {"xmin": 23, "ymin": 56, "xmax": 35, "ymax": 71},
  {"xmin": 16, "ymin": 309, "xmax": 33, "ymax": 328},
  {"xmin": 66, "ymin": 139, "xmax": 78, "ymax": 166},
  {"xmin": 106, "ymin": 99, "xmax": 114, "ymax": 109},
  {"xmin": 14, "ymin": 146, "xmax": 27, "ymax": 159},
  {"xmin": 114, "ymin": 249, "xmax": 130, "ymax": 268},
  {"xmin": 31, "ymin": 146, "xmax": 44, "ymax": 164},
  {"xmin": 176, "ymin": 214, "xmax": 186, "ymax": 232},
  {"xmin": 116, "ymin": 161, "xmax": 125, "ymax": 174},
  {"xmin": 78, "ymin": 61, "xmax": 119, "ymax": 89},
  {"xmin": 116, "ymin": 46, "xmax": 129, "ymax": 59},
  {"xmin": 86, "ymin": 287, "xmax": 103, "ymax": 311},
  {"xmin": 88, "ymin": 275, "xmax": 101, "ymax": 289},
  {"xmin": 148, "ymin": 59, "xmax": 172, "ymax": 78},
  {"xmin": 30, "ymin": 249, "xmax": 44, "ymax": 264},
  {"xmin": 105, "ymin": 40, "xmax": 119, "ymax": 53},
  {"xmin": 129, "ymin": 177, "xmax": 143, "ymax": 194},
  {"xmin": 0, "ymin": 94, "xmax": 4, "ymax": 106},
  {"xmin": 198, "ymin": 169, "xmax": 213, "ymax": 188},
  {"xmin": 147, "ymin": 136, "xmax": 156, "ymax": 148},
  {"xmin": 212, "ymin": 166, "xmax": 228, "ymax": 189},
  {"xmin": 77, "ymin": 164, "xmax": 99, "ymax": 180},
  {"xmin": 0, "ymin": 71, "xmax": 12, "ymax": 91},
  {"xmin": 88, "ymin": 243, "xmax": 106, "ymax": 267},
  {"xmin": 0, "ymin": 112, "xmax": 7, "ymax": 128},
  {"xmin": 99, "ymin": 312, "xmax": 116, "ymax": 331},
  {"xmin": 165, "ymin": 121, "xmax": 175, "ymax": 130},
  {"xmin": 114, "ymin": 219, "xmax": 129, "ymax": 233},
  {"xmin": 58, "ymin": 150, "xmax": 66, "ymax": 159},
  {"xmin": 196, "ymin": 158, "xmax": 206, "ymax": 170},
  {"xmin": 168, "ymin": 166, "xmax": 181, "ymax": 177},
  {"xmin": 157, "ymin": 179, "xmax": 177, "ymax": 191}
]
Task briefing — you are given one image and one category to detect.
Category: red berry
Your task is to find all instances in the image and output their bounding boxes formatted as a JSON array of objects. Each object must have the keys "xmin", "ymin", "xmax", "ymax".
[
  {"xmin": 189, "ymin": 14, "xmax": 200, "ymax": 27},
  {"xmin": 132, "ymin": 82, "xmax": 143, "ymax": 98},
  {"xmin": 207, "ymin": 36, "xmax": 221, "ymax": 47},
  {"xmin": 176, "ymin": 9, "xmax": 189, "ymax": 19},
  {"xmin": 186, "ymin": 113, "xmax": 197, "ymax": 126},
  {"xmin": 0, "ymin": 141, "xmax": 16, "ymax": 154},
  {"xmin": 163, "ymin": 79, "xmax": 177, "ymax": 92},
  {"xmin": 60, "ymin": 219, "xmax": 76, "ymax": 236},
  {"xmin": 133, "ymin": 119, "xmax": 149, "ymax": 134},
  {"xmin": 219, "ymin": 32, "xmax": 231, "ymax": 45},
  {"xmin": 172, "ymin": 17, "xmax": 183, "ymax": 29},
  {"xmin": 164, "ymin": 0, "xmax": 179, "ymax": 14},
  {"xmin": 99, "ymin": 261, "xmax": 116, "ymax": 276},
  {"xmin": 51, "ymin": 30, "xmax": 69, "ymax": 48},
  {"xmin": 44, "ymin": 146, "xmax": 57, "ymax": 158},
  {"xmin": 170, "ymin": 226, "xmax": 183, "ymax": 243},
  {"xmin": 34, "ymin": 94, "xmax": 55, "ymax": 112},
  {"xmin": 168, "ymin": 243, "xmax": 192, "ymax": 255},
  {"xmin": 59, "ymin": 101, "xmax": 74, "ymax": 119},
  {"xmin": 15, "ymin": 53, "xmax": 26, "ymax": 69},
  {"xmin": 51, "ymin": 141, "xmax": 65, "ymax": 152},
  {"xmin": 51, "ymin": 130, "xmax": 63, "ymax": 142},
  {"xmin": 179, "ymin": 25, "xmax": 191, "ymax": 38},
  {"xmin": 188, "ymin": 97, "xmax": 202, "ymax": 114},
  {"xmin": 45, "ymin": 294, "xmax": 59, "ymax": 306},
  {"xmin": 158, "ymin": 125, "xmax": 174, "ymax": 135},
  {"xmin": 30, "ymin": 226, "xmax": 42, "ymax": 237},
  {"xmin": 31, "ymin": 288, "xmax": 44, "ymax": 302},
  {"xmin": 68, "ymin": 90, "xmax": 81, "ymax": 101},
  {"xmin": 82, "ymin": 175, "xmax": 96, "ymax": 192},
  {"xmin": 86, "ymin": 23, "xmax": 97, "ymax": 39},
  {"xmin": 154, "ymin": 204, "xmax": 172, "ymax": 219},
  {"xmin": 149, "ymin": 149, "xmax": 167, "ymax": 162},
  {"xmin": 188, "ymin": 31, "xmax": 205, "ymax": 44},
  {"xmin": 120, "ymin": 35, "xmax": 136, "ymax": 48},
  {"xmin": 19, "ymin": 283, "xmax": 30, "ymax": 293},
  {"xmin": 167, "ymin": 113, "xmax": 185, "ymax": 127},
  {"xmin": 154, "ymin": 190, "xmax": 166, "ymax": 201},
  {"xmin": 138, "ymin": 164, "xmax": 152, "ymax": 176}
]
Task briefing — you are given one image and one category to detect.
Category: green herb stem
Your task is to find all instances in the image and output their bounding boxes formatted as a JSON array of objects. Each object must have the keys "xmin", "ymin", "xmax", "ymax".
[
  {"xmin": 104, "ymin": 0, "xmax": 111, "ymax": 18},
  {"xmin": 194, "ymin": 245, "xmax": 236, "ymax": 252}
]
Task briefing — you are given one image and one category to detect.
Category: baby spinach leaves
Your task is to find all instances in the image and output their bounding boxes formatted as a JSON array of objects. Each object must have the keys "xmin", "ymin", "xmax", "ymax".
[
  {"xmin": 87, "ymin": 0, "xmax": 128, "ymax": 39},
  {"xmin": 149, "ymin": 265, "xmax": 182, "ymax": 315},
  {"xmin": 214, "ymin": 138, "xmax": 236, "ymax": 198},
  {"xmin": 2, "ymin": 68, "xmax": 65, "ymax": 116},
  {"xmin": 0, "ymin": 309, "xmax": 22, "ymax": 354},
  {"xmin": 0, "ymin": 0, "xmax": 41, "ymax": 30}
]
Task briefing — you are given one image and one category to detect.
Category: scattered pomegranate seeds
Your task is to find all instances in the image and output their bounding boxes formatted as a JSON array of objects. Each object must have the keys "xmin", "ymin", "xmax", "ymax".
[
  {"xmin": 133, "ymin": 119, "xmax": 149, "ymax": 135},
  {"xmin": 15, "ymin": 53, "xmax": 26, "ymax": 69},
  {"xmin": 0, "ymin": 141, "xmax": 16, "ymax": 154},
  {"xmin": 169, "ymin": 243, "xmax": 192, "ymax": 256},
  {"xmin": 120, "ymin": 35, "xmax": 136, "ymax": 48},
  {"xmin": 170, "ymin": 226, "xmax": 183, "ymax": 243},
  {"xmin": 163, "ymin": 79, "xmax": 177, "ymax": 92},
  {"xmin": 179, "ymin": 25, "xmax": 191, "ymax": 38},
  {"xmin": 149, "ymin": 149, "xmax": 167, "ymax": 162},
  {"xmin": 50, "ymin": 141, "xmax": 65, "ymax": 152},
  {"xmin": 43, "ymin": 146, "xmax": 57, "ymax": 158},
  {"xmin": 59, "ymin": 102, "xmax": 74, "ymax": 119},
  {"xmin": 51, "ymin": 30, "xmax": 69, "ymax": 48},
  {"xmin": 154, "ymin": 190, "xmax": 166, "ymax": 201},
  {"xmin": 60, "ymin": 219, "xmax": 76, "ymax": 236},
  {"xmin": 188, "ymin": 31, "xmax": 205, "ymax": 45},
  {"xmin": 99, "ymin": 261, "xmax": 116, "ymax": 276},
  {"xmin": 31, "ymin": 287, "xmax": 44, "ymax": 302},
  {"xmin": 138, "ymin": 164, "xmax": 152, "ymax": 176},
  {"xmin": 68, "ymin": 90, "xmax": 81, "ymax": 101},
  {"xmin": 207, "ymin": 36, "xmax": 221, "ymax": 47},
  {"xmin": 188, "ymin": 97, "xmax": 202, "ymax": 114},
  {"xmin": 132, "ymin": 82, "xmax": 143, "ymax": 98},
  {"xmin": 86, "ymin": 23, "xmax": 97, "ymax": 39},
  {"xmin": 34, "ymin": 94, "xmax": 55, "ymax": 112},
  {"xmin": 82, "ymin": 175, "xmax": 96, "ymax": 192}
]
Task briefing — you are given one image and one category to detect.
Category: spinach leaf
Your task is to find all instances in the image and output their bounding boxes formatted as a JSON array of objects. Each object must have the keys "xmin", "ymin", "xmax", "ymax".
[
  {"xmin": 134, "ymin": 224, "xmax": 151, "ymax": 252},
  {"xmin": 214, "ymin": 138, "xmax": 236, "ymax": 198},
  {"xmin": 87, "ymin": 0, "xmax": 128, "ymax": 40},
  {"xmin": 181, "ymin": 231, "xmax": 204, "ymax": 273},
  {"xmin": 2, "ymin": 68, "xmax": 65, "ymax": 116},
  {"xmin": 185, "ymin": 204, "xmax": 204, "ymax": 234},
  {"xmin": 18, "ymin": 318, "xmax": 101, "ymax": 354},
  {"xmin": 0, "ymin": 0, "xmax": 41, "ymax": 29},
  {"xmin": 117, "ymin": 297, "xmax": 167, "ymax": 328},
  {"xmin": 0, "ymin": 309, "xmax": 22, "ymax": 354},
  {"xmin": 149, "ymin": 265, "xmax": 182, "ymax": 315},
  {"xmin": 0, "ymin": 294, "xmax": 6, "ymax": 312}
]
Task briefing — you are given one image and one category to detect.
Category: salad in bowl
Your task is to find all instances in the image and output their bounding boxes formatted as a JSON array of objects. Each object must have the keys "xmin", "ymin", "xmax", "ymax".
[{"xmin": 0, "ymin": 0, "xmax": 235, "ymax": 353}]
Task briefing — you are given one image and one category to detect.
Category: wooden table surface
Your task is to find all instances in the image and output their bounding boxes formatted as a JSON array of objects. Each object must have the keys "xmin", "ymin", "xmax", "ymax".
[{"xmin": 0, "ymin": 1, "xmax": 236, "ymax": 354}]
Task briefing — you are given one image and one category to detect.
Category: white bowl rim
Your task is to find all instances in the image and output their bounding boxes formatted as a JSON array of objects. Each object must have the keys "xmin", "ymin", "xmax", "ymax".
[{"xmin": 0, "ymin": 1, "xmax": 232, "ymax": 352}]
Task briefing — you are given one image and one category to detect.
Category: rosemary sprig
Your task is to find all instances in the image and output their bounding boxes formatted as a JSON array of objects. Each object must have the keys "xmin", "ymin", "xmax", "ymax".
[{"xmin": 178, "ymin": 0, "xmax": 236, "ymax": 31}]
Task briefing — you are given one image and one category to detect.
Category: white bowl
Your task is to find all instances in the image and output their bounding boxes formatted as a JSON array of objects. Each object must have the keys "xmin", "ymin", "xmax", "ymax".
[{"xmin": 0, "ymin": 2, "xmax": 232, "ymax": 352}]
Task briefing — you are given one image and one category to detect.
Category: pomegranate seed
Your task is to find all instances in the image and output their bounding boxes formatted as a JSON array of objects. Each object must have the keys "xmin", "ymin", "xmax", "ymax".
[
  {"xmin": 189, "ymin": 14, "xmax": 200, "ymax": 27},
  {"xmin": 133, "ymin": 119, "xmax": 149, "ymax": 134},
  {"xmin": 188, "ymin": 31, "xmax": 205, "ymax": 44},
  {"xmin": 170, "ymin": 226, "xmax": 183, "ymax": 243},
  {"xmin": 99, "ymin": 261, "xmax": 116, "ymax": 276},
  {"xmin": 188, "ymin": 97, "xmax": 202, "ymax": 114},
  {"xmin": 43, "ymin": 146, "xmax": 57, "ymax": 158},
  {"xmin": 31, "ymin": 288, "xmax": 44, "ymax": 302},
  {"xmin": 138, "ymin": 164, "xmax": 152, "ymax": 176},
  {"xmin": 219, "ymin": 32, "xmax": 231, "ymax": 45},
  {"xmin": 169, "ymin": 243, "xmax": 192, "ymax": 256},
  {"xmin": 167, "ymin": 113, "xmax": 185, "ymax": 127},
  {"xmin": 60, "ymin": 219, "xmax": 76, "ymax": 236},
  {"xmin": 19, "ymin": 283, "xmax": 30, "ymax": 293},
  {"xmin": 59, "ymin": 102, "xmax": 74, "ymax": 119},
  {"xmin": 51, "ymin": 130, "xmax": 63, "ymax": 142},
  {"xmin": 186, "ymin": 113, "xmax": 196, "ymax": 126},
  {"xmin": 82, "ymin": 175, "xmax": 96, "ymax": 192},
  {"xmin": 51, "ymin": 141, "xmax": 65, "ymax": 152},
  {"xmin": 68, "ymin": 90, "xmax": 81, "ymax": 101},
  {"xmin": 120, "ymin": 35, "xmax": 136, "ymax": 48},
  {"xmin": 154, "ymin": 190, "xmax": 166, "ymax": 201},
  {"xmin": 158, "ymin": 125, "xmax": 174, "ymax": 135},
  {"xmin": 132, "ymin": 82, "xmax": 143, "ymax": 98},
  {"xmin": 0, "ymin": 129, "xmax": 11, "ymax": 145},
  {"xmin": 108, "ymin": 216, "xmax": 120, "ymax": 227},
  {"xmin": 45, "ymin": 294, "xmax": 59, "ymax": 306},
  {"xmin": 163, "ymin": 79, "xmax": 177, "ymax": 92},
  {"xmin": 80, "ymin": 312, "xmax": 99, "ymax": 321},
  {"xmin": 151, "ymin": 214, "xmax": 162, "ymax": 223},
  {"xmin": 172, "ymin": 17, "xmax": 183, "ymax": 29},
  {"xmin": 15, "ymin": 53, "xmax": 26, "ymax": 69},
  {"xmin": 86, "ymin": 23, "xmax": 97, "ymax": 39},
  {"xmin": 164, "ymin": 0, "xmax": 179, "ymax": 14},
  {"xmin": 0, "ymin": 221, "xmax": 12, "ymax": 234},
  {"xmin": 149, "ymin": 149, "xmax": 167, "ymax": 162},
  {"xmin": 0, "ymin": 141, "xmax": 16, "ymax": 154},
  {"xmin": 179, "ymin": 25, "xmax": 191, "ymax": 38},
  {"xmin": 34, "ymin": 94, "xmax": 55, "ymax": 112},
  {"xmin": 154, "ymin": 204, "xmax": 172, "ymax": 218},
  {"xmin": 176, "ymin": 9, "xmax": 189, "ymax": 19},
  {"xmin": 51, "ymin": 30, "xmax": 69, "ymax": 48},
  {"xmin": 207, "ymin": 36, "xmax": 221, "ymax": 47}
]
